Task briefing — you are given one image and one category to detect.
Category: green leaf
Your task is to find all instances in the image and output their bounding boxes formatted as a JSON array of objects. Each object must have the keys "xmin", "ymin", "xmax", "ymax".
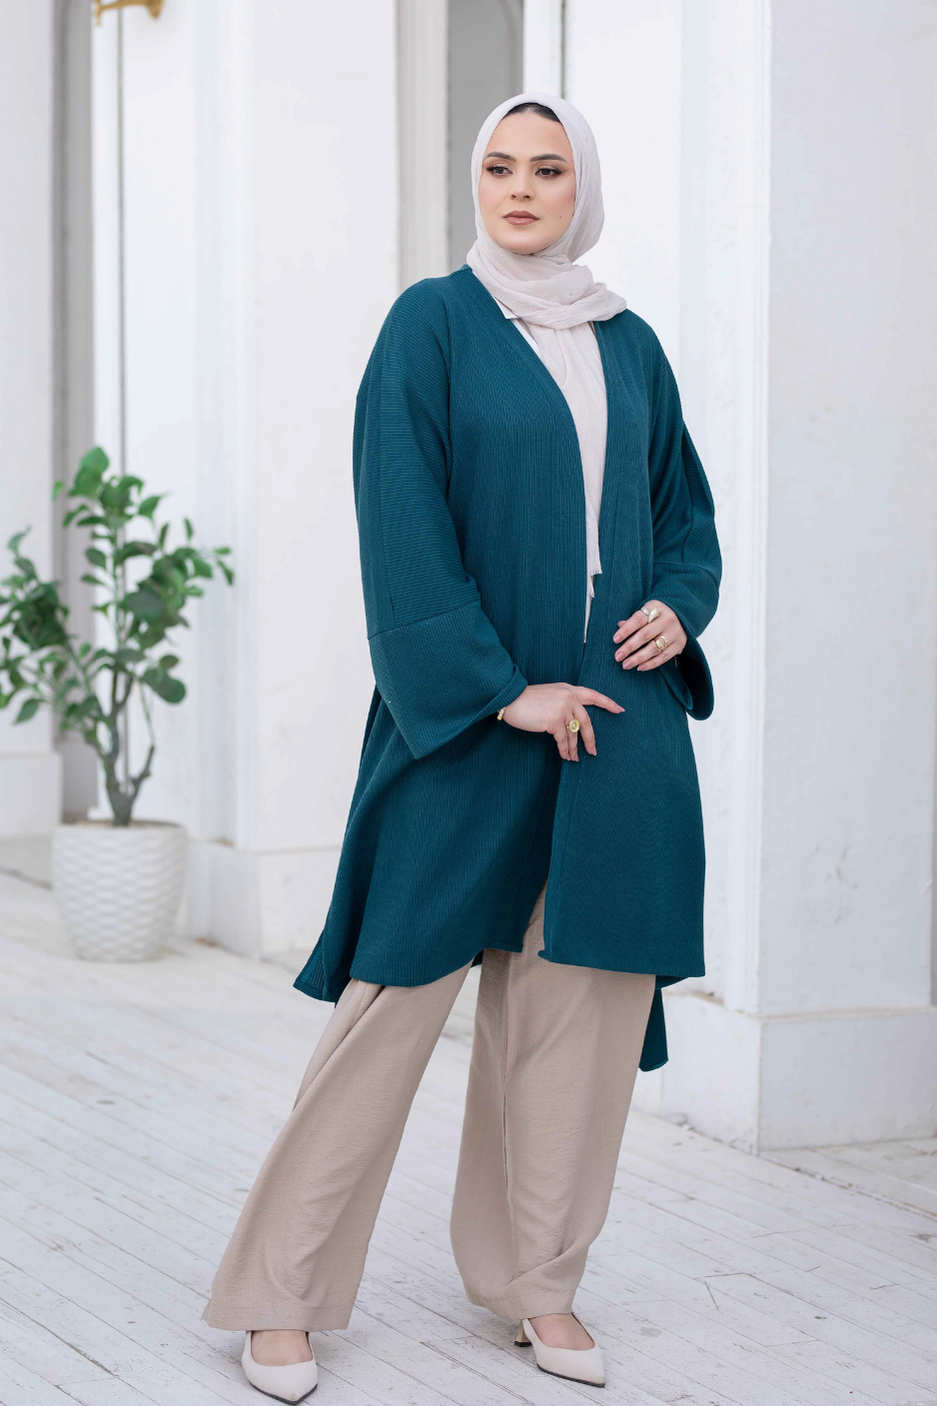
[
  {"xmin": 215, "ymin": 546, "xmax": 232, "ymax": 555},
  {"xmin": 137, "ymin": 495, "xmax": 163, "ymax": 518},
  {"xmin": 184, "ymin": 517, "xmax": 194, "ymax": 541},
  {"xmin": 114, "ymin": 646, "xmax": 146, "ymax": 664},
  {"xmin": 71, "ymin": 695, "xmax": 101, "ymax": 721},
  {"xmin": 191, "ymin": 557, "xmax": 212, "ymax": 579},
  {"xmin": 122, "ymin": 588, "xmax": 164, "ymax": 623},
  {"xmin": 113, "ymin": 540, "xmax": 156, "ymax": 565},
  {"xmin": 158, "ymin": 523, "xmax": 169, "ymax": 548},
  {"xmin": 52, "ymin": 480, "xmax": 64, "ymax": 501},
  {"xmin": 79, "ymin": 447, "xmax": 109, "ymax": 474},
  {"xmin": 15, "ymin": 697, "xmax": 40, "ymax": 724},
  {"xmin": 71, "ymin": 448, "xmax": 109, "ymax": 499},
  {"xmin": 142, "ymin": 668, "xmax": 186, "ymax": 704},
  {"xmin": 158, "ymin": 653, "xmax": 179, "ymax": 670},
  {"xmin": 85, "ymin": 547, "xmax": 108, "ymax": 570},
  {"xmin": 218, "ymin": 562, "xmax": 234, "ymax": 585},
  {"xmin": 80, "ymin": 573, "xmax": 107, "ymax": 588}
]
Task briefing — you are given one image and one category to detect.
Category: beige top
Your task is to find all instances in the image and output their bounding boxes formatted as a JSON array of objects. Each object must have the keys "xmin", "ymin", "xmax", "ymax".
[{"xmin": 498, "ymin": 304, "xmax": 608, "ymax": 643}]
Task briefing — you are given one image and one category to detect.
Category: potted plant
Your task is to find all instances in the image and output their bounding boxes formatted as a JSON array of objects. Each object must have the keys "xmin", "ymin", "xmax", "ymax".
[{"xmin": 0, "ymin": 447, "xmax": 234, "ymax": 960}]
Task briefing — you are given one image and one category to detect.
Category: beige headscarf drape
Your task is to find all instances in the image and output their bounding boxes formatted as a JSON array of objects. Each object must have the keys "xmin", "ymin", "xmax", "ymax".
[{"xmin": 465, "ymin": 92, "xmax": 627, "ymax": 639}]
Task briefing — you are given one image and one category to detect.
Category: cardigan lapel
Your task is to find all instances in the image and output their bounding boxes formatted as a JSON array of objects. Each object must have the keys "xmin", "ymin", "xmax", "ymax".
[{"xmin": 458, "ymin": 265, "xmax": 623, "ymax": 661}]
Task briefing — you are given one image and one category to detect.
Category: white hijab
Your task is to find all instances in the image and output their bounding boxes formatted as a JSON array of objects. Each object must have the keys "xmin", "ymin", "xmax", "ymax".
[{"xmin": 465, "ymin": 92, "xmax": 627, "ymax": 638}]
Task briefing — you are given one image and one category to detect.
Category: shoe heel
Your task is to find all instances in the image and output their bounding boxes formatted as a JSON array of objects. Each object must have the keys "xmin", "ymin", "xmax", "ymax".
[{"xmin": 514, "ymin": 1321, "xmax": 531, "ymax": 1346}]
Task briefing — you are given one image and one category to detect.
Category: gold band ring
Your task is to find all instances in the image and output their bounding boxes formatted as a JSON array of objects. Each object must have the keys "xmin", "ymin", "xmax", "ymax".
[
  {"xmin": 566, "ymin": 717, "xmax": 580, "ymax": 733},
  {"xmin": 654, "ymin": 634, "xmax": 669, "ymax": 653}
]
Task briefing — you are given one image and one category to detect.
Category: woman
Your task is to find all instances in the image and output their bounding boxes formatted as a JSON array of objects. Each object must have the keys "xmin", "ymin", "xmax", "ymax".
[{"xmin": 203, "ymin": 91, "xmax": 720, "ymax": 1400}]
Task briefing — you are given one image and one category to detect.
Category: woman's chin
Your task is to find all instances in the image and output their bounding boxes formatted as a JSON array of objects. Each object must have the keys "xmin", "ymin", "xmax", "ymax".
[{"xmin": 491, "ymin": 228, "xmax": 555, "ymax": 256}]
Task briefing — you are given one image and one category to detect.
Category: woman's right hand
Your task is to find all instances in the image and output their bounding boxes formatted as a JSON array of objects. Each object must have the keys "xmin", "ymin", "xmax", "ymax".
[{"xmin": 500, "ymin": 683, "xmax": 624, "ymax": 761}]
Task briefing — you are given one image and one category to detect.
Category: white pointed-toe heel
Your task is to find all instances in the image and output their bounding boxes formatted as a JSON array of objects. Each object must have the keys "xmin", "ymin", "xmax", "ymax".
[
  {"xmin": 242, "ymin": 1332, "xmax": 318, "ymax": 1401},
  {"xmin": 517, "ymin": 1315, "xmax": 605, "ymax": 1387}
]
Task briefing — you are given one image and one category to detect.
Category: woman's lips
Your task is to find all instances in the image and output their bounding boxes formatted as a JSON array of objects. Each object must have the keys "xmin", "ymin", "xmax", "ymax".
[{"xmin": 504, "ymin": 213, "xmax": 538, "ymax": 224}]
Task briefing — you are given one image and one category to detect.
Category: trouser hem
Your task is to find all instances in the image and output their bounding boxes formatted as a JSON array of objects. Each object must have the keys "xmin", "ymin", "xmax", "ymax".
[
  {"xmin": 462, "ymin": 1286, "xmax": 577, "ymax": 1321},
  {"xmin": 201, "ymin": 1300, "xmax": 354, "ymax": 1333}
]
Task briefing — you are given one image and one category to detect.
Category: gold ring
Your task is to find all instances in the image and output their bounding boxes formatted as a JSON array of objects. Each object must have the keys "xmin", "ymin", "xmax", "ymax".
[
  {"xmin": 655, "ymin": 634, "xmax": 669, "ymax": 652},
  {"xmin": 566, "ymin": 718, "xmax": 580, "ymax": 733},
  {"xmin": 647, "ymin": 606, "xmax": 661, "ymax": 623},
  {"xmin": 640, "ymin": 605, "xmax": 651, "ymax": 618}
]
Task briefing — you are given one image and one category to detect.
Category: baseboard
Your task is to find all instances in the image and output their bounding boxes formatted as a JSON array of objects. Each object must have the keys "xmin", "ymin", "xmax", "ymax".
[
  {"xmin": 183, "ymin": 838, "xmax": 341, "ymax": 958},
  {"xmin": 640, "ymin": 988, "xmax": 937, "ymax": 1151}
]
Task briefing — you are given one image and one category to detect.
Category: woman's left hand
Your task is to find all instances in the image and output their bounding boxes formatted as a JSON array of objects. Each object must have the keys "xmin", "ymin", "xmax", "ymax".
[{"xmin": 613, "ymin": 601, "xmax": 687, "ymax": 670}]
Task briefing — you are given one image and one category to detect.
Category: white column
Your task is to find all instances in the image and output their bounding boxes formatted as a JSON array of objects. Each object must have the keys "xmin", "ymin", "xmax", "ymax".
[
  {"xmin": 92, "ymin": 0, "xmax": 397, "ymax": 953},
  {"xmin": 397, "ymin": 0, "xmax": 447, "ymax": 285},
  {"xmin": 523, "ymin": 0, "xmax": 564, "ymax": 93},
  {"xmin": 0, "ymin": 0, "xmax": 63, "ymax": 837},
  {"xmin": 565, "ymin": 0, "xmax": 937, "ymax": 1148}
]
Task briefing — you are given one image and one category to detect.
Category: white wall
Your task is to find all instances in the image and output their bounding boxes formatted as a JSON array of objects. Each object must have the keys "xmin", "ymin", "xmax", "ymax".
[
  {"xmin": 91, "ymin": 0, "xmax": 397, "ymax": 951},
  {"xmin": 0, "ymin": 0, "xmax": 63, "ymax": 836},
  {"xmin": 762, "ymin": 0, "xmax": 936, "ymax": 1017},
  {"xmin": 563, "ymin": 0, "xmax": 937, "ymax": 1148}
]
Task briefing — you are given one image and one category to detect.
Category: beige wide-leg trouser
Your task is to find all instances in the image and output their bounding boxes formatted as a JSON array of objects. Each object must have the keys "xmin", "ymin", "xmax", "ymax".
[{"xmin": 202, "ymin": 882, "xmax": 656, "ymax": 1332}]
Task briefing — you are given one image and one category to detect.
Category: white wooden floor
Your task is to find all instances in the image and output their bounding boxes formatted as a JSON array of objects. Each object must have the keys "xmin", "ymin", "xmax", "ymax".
[{"xmin": 0, "ymin": 863, "xmax": 936, "ymax": 1406}]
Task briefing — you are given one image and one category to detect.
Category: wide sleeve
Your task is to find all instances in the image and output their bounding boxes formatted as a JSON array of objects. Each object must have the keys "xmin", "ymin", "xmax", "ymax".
[
  {"xmin": 354, "ymin": 283, "xmax": 528, "ymax": 760},
  {"xmin": 646, "ymin": 339, "xmax": 722, "ymax": 720}
]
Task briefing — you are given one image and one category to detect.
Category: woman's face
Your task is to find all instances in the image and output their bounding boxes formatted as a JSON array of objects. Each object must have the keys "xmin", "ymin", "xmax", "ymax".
[{"xmin": 477, "ymin": 111, "xmax": 576, "ymax": 254}]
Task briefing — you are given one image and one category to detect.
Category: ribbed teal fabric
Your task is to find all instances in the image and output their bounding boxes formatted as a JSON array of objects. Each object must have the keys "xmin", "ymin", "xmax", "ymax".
[{"xmin": 294, "ymin": 266, "xmax": 721, "ymax": 1072}]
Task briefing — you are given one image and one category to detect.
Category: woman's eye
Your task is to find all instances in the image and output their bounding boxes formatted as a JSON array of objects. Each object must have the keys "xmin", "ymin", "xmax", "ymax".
[
  {"xmin": 536, "ymin": 166, "xmax": 562, "ymax": 178},
  {"xmin": 485, "ymin": 164, "xmax": 510, "ymax": 176}
]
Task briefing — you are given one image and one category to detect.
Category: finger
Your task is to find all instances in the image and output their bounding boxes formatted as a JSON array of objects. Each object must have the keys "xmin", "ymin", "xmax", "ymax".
[
  {"xmin": 626, "ymin": 636, "xmax": 678, "ymax": 670},
  {"xmin": 575, "ymin": 687, "xmax": 624, "ymax": 714},
  {"xmin": 637, "ymin": 639, "xmax": 683, "ymax": 671},
  {"xmin": 616, "ymin": 612, "xmax": 680, "ymax": 663},
  {"xmin": 553, "ymin": 722, "xmax": 572, "ymax": 761},
  {"xmin": 612, "ymin": 610, "xmax": 648, "ymax": 645},
  {"xmin": 572, "ymin": 701, "xmax": 596, "ymax": 755},
  {"xmin": 615, "ymin": 622, "xmax": 660, "ymax": 662}
]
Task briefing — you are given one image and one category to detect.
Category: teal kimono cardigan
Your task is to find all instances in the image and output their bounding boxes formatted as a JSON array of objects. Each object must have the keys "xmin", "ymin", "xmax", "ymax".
[{"xmin": 295, "ymin": 265, "xmax": 721, "ymax": 1071}]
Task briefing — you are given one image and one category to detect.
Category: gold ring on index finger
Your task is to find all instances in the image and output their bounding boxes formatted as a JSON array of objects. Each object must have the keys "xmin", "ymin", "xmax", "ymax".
[{"xmin": 566, "ymin": 717, "xmax": 580, "ymax": 733}]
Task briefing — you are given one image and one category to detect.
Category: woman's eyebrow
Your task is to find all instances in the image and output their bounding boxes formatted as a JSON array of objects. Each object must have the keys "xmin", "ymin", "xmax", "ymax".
[{"xmin": 484, "ymin": 150, "xmax": 569, "ymax": 163}]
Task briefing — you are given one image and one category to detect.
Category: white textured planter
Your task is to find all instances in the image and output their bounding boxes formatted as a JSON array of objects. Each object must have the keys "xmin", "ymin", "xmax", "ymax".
[{"xmin": 52, "ymin": 820, "xmax": 188, "ymax": 961}]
